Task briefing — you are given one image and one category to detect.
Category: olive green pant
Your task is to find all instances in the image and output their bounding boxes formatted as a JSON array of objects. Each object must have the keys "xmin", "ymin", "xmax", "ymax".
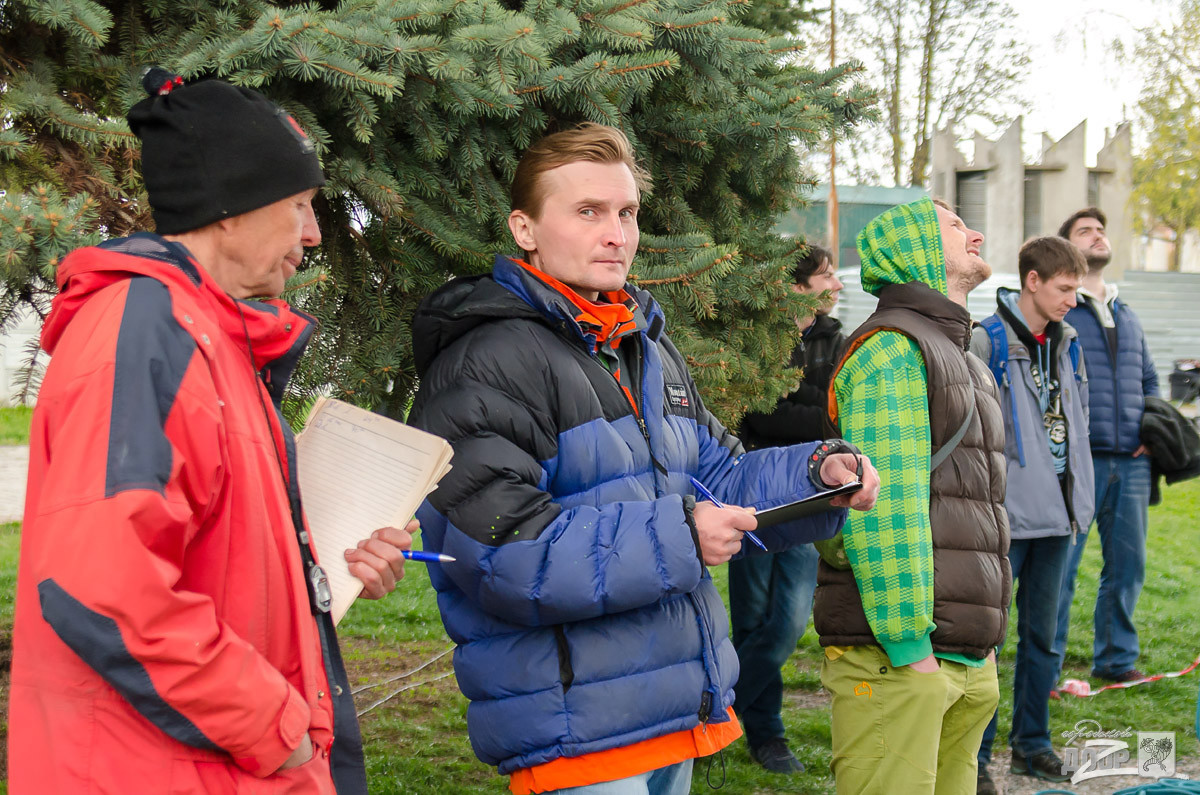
[{"xmin": 821, "ymin": 646, "xmax": 998, "ymax": 795}]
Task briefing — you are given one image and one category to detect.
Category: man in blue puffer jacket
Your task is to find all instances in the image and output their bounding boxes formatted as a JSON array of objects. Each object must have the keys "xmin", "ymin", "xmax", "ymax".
[
  {"xmin": 408, "ymin": 124, "xmax": 879, "ymax": 795},
  {"xmin": 1054, "ymin": 207, "xmax": 1159, "ymax": 684}
]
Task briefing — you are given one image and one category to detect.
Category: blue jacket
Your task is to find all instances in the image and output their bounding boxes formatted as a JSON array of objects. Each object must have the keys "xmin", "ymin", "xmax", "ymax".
[
  {"xmin": 409, "ymin": 256, "xmax": 844, "ymax": 774},
  {"xmin": 1065, "ymin": 293, "xmax": 1158, "ymax": 455},
  {"xmin": 970, "ymin": 289, "xmax": 1095, "ymax": 540}
]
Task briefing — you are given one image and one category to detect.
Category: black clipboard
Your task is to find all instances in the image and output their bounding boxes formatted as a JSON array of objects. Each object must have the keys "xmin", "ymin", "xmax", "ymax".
[{"xmin": 754, "ymin": 481, "xmax": 863, "ymax": 528}]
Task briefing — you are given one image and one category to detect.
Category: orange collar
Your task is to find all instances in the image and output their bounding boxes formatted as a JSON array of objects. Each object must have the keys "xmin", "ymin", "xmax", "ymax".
[{"xmin": 512, "ymin": 260, "xmax": 639, "ymax": 352}]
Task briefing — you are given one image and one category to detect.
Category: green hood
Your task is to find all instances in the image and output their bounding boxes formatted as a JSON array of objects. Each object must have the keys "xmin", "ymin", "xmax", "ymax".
[{"xmin": 856, "ymin": 197, "xmax": 947, "ymax": 297}]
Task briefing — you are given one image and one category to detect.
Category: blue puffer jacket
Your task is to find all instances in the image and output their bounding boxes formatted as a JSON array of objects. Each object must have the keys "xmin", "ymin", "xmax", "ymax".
[
  {"xmin": 409, "ymin": 256, "xmax": 844, "ymax": 774},
  {"xmin": 1066, "ymin": 295, "xmax": 1158, "ymax": 455}
]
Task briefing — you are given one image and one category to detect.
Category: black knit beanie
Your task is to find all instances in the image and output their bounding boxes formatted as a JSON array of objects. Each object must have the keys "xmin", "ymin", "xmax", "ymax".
[{"xmin": 126, "ymin": 68, "xmax": 326, "ymax": 235}]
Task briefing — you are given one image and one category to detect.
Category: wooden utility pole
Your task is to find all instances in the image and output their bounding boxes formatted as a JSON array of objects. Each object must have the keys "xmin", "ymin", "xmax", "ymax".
[{"xmin": 828, "ymin": 0, "xmax": 839, "ymax": 268}]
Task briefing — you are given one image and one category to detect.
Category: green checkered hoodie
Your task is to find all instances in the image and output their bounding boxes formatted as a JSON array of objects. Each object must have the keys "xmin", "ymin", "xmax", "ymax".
[{"xmin": 833, "ymin": 197, "xmax": 981, "ymax": 668}]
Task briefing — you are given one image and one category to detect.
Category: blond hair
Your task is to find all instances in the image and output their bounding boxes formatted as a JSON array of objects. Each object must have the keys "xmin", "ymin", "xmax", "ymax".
[{"xmin": 511, "ymin": 123, "xmax": 652, "ymax": 218}]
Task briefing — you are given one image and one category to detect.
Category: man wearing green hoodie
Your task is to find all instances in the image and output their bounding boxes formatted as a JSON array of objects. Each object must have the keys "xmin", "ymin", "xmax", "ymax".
[{"xmin": 813, "ymin": 197, "xmax": 1011, "ymax": 794}]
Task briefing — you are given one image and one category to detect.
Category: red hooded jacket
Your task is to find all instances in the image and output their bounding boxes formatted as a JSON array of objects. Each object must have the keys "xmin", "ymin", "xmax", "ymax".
[{"xmin": 9, "ymin": 234, "xmax": 362, "ymax": 793}]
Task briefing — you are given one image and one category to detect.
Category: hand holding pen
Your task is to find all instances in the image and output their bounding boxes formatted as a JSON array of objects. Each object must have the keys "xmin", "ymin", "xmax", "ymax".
[
  {"xmin": 346, "ymin": 520, "xmax": 419, "ymax": 599},
  {"xmin": 344, "ymin": 520, "xmax": 455, "ymax": 602},
  {"xmin": 688, "ymin": 476, "xmax": 764, "ymax": 565}
]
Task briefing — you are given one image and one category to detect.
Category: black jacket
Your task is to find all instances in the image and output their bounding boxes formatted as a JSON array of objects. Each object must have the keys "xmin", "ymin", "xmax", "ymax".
[
  {"xmin": 1141, "ymin": 396, "xmax": 1200, "ymax": 505},
  {"xmin": 739, "ymin": 313, "xmax": 845, "ymax": 449}
]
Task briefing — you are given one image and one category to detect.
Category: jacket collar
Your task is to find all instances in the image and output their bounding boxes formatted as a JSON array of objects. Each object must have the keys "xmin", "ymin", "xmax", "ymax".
[
  {"xmin": 48, "ymin": 233, "xmax": 315, "ymax": 401},
  {"xmin": 492, "ymin": 255, "xmax": 655, "ymax": 352},
  {"xmin": 805, "ymin": 312, "xmax": 842, "ymax": 340},
  {"xmin": 995, "ymin": 286, "xmax": 1064, "ymax": 361},
  {"xmin": 875, "ymin": 281, "xmax": 972, "ymax": 351}
]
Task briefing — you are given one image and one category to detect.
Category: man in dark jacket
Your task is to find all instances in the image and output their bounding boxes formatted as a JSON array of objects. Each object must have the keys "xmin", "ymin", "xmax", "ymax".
[
  {"xmin": 731, "ymin": 244, "xmax": 845, "ymax": 773},
  {"xmin": 1054, "ymin": 207, "xmax": 1159, "ymax": 684},
  {"xmin": 408, "ymin": 124, "xmax": 879, "ymax": 795}
]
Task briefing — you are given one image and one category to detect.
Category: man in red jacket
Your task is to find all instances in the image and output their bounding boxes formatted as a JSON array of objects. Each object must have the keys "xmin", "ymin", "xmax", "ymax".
[{"xmin": 9, "ymin": 68, "xmax": 414, "ymax": 794}]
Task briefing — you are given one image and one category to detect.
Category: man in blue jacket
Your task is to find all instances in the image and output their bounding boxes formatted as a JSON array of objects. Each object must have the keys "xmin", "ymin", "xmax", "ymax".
[
  {"xmin": 1055, "ymin": 207, "xmax": 1159, "ymax": 685},
  {"xmin": 970, "ymin": 236, "xmax": 1095, "ymax": 793},
  {"xmin": 407, "ymin": 123, "xmax": 879, "ymax": 795}
]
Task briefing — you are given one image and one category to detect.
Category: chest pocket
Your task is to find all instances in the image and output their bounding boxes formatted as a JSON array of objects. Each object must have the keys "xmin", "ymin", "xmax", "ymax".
[{"xmin": 664, "ymin": 382, "xmax": 691, "ymax": 413}]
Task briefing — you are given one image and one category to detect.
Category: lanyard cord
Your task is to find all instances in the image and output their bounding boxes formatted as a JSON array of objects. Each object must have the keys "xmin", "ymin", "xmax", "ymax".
[
  {"xmin": 236, "ymin": 303, "xmax": 331, "ymax": 615},
  {"xmin": 1038, "ymin": 338, "xmax": 1051, "ymax": 408}
]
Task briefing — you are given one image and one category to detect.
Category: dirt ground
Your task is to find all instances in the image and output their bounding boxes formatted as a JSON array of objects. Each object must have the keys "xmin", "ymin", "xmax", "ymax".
[
  {"xmin": 984, "ymin": 749, "xmax": 1198, "ymax": 795},
  {"xmin": 788, "ymin": 688, "xmax": 1198, "ymax": 794}
]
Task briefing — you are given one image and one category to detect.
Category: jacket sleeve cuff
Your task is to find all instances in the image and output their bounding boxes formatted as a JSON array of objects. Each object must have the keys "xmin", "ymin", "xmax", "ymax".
[
  {"xmin": 232, "ymin": 686, "xmax": 311, "ymax": 777},
  {"xmin": 879, "ymin": 635, "xmax": 933, "ymax": 668},
  {"xmin": 682, "ymin": 495, "xmax": 704, "ymax": 567}
]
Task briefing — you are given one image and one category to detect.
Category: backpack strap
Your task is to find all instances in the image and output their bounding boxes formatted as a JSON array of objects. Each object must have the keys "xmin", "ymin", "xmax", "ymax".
[
  {"xmin": 931, "ymin": 399, "xmax": 974, "ymax": 470},
  {"xmin": 981, "ymin": 315, "xmax": 1008, "ymax": 387},
  {"xmin": 980, "ymin": 314, "xmax": 1025, "ymax": 466}
]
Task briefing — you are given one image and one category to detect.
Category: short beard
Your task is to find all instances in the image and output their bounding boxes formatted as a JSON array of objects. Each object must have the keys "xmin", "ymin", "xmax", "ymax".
[
  {"xmin": 946, "ymin": 255, "xmax": 991, "ymax": 296},
  {"xmin": 1086, "ymin": 251, "xmax": 1111, "ymax": 270}
]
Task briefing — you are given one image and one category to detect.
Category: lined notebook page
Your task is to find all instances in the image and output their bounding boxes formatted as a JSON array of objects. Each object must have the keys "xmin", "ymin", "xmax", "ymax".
[{"xmin": 295, "ymin": 398, "xmax": 453, "ymax": 624}]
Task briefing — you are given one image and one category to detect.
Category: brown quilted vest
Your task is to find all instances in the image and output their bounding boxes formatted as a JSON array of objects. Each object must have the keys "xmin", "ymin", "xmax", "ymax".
[{"xmin": 813, "ymin": 282, "xmax": 1011, "ymax": 658}]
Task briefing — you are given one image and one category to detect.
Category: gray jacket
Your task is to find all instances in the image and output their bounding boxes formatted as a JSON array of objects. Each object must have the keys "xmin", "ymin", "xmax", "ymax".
[{"xmin": 970, "ymin": 290, "xmax": 1095, "ymax": 540}]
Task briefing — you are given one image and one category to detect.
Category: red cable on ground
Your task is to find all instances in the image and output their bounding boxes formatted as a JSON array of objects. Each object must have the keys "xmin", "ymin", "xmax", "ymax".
[{"xmin": 1060, "ymin": 653, "xmax": 1200, "ymax": 697}]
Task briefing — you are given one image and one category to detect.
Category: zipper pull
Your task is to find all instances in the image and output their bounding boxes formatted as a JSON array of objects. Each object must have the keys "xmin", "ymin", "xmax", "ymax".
[{"xmin": 698, "ymin": 691, "xmax": 713, "ymax": 724}]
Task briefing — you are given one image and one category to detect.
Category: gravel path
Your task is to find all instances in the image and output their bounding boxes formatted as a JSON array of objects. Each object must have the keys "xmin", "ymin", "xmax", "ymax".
[
  {"xmin": 0, "ymin": 445, "xmax": 27, "ymax": 523},
  {"xmin": 985, "ymin": 748, "xmax": 1196, "ymax": 794}
]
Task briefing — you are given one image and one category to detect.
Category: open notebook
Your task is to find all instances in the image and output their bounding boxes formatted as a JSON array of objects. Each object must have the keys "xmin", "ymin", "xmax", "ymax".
[{"xmin": 295, "ymin": 398, "xmax": 453, "ymax": 624}]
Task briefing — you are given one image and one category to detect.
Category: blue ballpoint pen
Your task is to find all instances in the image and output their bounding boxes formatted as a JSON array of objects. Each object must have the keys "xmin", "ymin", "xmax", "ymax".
[
  {"xmin": 688, "ymin": 476, "xmax": 768, "ymax": 551},
  {"xmin": 402, "ymin": 550, "xmax": 457, "ymax": 564}
]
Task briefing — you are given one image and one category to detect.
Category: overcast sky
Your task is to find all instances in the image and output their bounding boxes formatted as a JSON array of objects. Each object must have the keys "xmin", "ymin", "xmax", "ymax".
[{"xmin": 998, "ymin": 0, "xmax": 1171, "ymax": 161}]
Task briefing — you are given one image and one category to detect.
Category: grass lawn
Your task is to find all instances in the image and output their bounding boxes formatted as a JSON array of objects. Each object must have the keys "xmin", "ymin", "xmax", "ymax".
[
  {"xmin": 2, "ymin": 478, "xmax": 1199, "ymax": 793},
  {"xmin": 0, "ymin": 408, "xmax": 31, "ymax": 446}
]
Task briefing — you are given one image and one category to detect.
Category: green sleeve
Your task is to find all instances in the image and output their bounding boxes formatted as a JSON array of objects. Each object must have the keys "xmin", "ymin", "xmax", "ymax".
[{"xmin": 833, "ymin": 331, "xmax": 934, "ymax": 667}]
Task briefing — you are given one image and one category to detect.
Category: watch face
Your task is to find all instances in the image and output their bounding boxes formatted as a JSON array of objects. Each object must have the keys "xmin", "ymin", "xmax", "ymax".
[{"xmin": 309, "ymin": 565, "xmax": 333, "ymax": 613}]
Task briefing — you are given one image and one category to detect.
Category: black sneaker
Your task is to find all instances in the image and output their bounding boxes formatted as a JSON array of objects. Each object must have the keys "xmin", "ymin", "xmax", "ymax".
[
  {"xmin": 1010, "ymin": 748, "xmax": 1070, "ymax": 782},
  {"xmin": 748, "ymin": 737, "xmax": 805, "ymax": 774},
  {"xmin": 976, "ymin": 765, "xmax": 998, "ymax": 795}
]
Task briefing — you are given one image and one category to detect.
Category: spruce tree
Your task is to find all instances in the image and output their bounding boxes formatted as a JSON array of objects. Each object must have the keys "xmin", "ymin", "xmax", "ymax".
[{"xmin": 0, "ymin": 0, "xmax": 871, "ymax": 425}]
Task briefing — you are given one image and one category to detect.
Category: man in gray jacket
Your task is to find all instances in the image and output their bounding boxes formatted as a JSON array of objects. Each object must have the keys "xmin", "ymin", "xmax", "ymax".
[{"xmin": 970, "ymin": 236, "xmax": 1095, "ymax": 793}]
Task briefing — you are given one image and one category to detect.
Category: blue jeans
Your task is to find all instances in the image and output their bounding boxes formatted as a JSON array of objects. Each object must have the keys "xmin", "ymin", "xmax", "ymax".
[
  {"xmin": 542, "ymin": 759, "xmax": 694, "ymax": 794},
  {"xmin": 1055, "ymin": 454, "xmax": 1151, "ymax": 679},
  {"xmin": 978, "ymin": 535, "xmax": 1070, "ymax": 765},
  {"xmin": 727, "ymin": 543, "xmax": 818, "ymax": 748}
]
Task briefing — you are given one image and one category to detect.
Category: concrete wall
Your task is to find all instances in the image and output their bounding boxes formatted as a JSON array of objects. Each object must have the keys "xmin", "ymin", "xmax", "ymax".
[
  {"xmin": 1096, "ymin": 124, "xmax": 1135, "ymax": 280},
  {"xmin": 1143, "ymin": 228, "xmax": 1200, "ymax": 274},
  {"xmin": 0, "ymin": 309, "xmax": 43, "ymax": 406},
  {"xmin": 983, "ymin": 119, "xmax": 1024, "ymax": 273},
  {"xmin": 1039, "ymin": 121, "xmax": 1088, "ymax": 240},
  {"xmin": 928, "ymin": 118, "xmax": 1134, "ymax": 278},
  {"xmin": 929, "ymin": 124, "xmax": 967, "ymax": 206}
]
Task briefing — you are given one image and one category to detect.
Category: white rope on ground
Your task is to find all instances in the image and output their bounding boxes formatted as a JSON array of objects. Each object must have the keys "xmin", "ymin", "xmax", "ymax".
[
  {"xmin": 1060, "ymin": 652, "xmax": 1200, "ymax": 697},
  {"xmin": 350, "ymin": 646, "xmax": 454, "ymax": 695},
  {"xmin": 356, "ymin": 670, "xmax": 456, "ymax": 718}
]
